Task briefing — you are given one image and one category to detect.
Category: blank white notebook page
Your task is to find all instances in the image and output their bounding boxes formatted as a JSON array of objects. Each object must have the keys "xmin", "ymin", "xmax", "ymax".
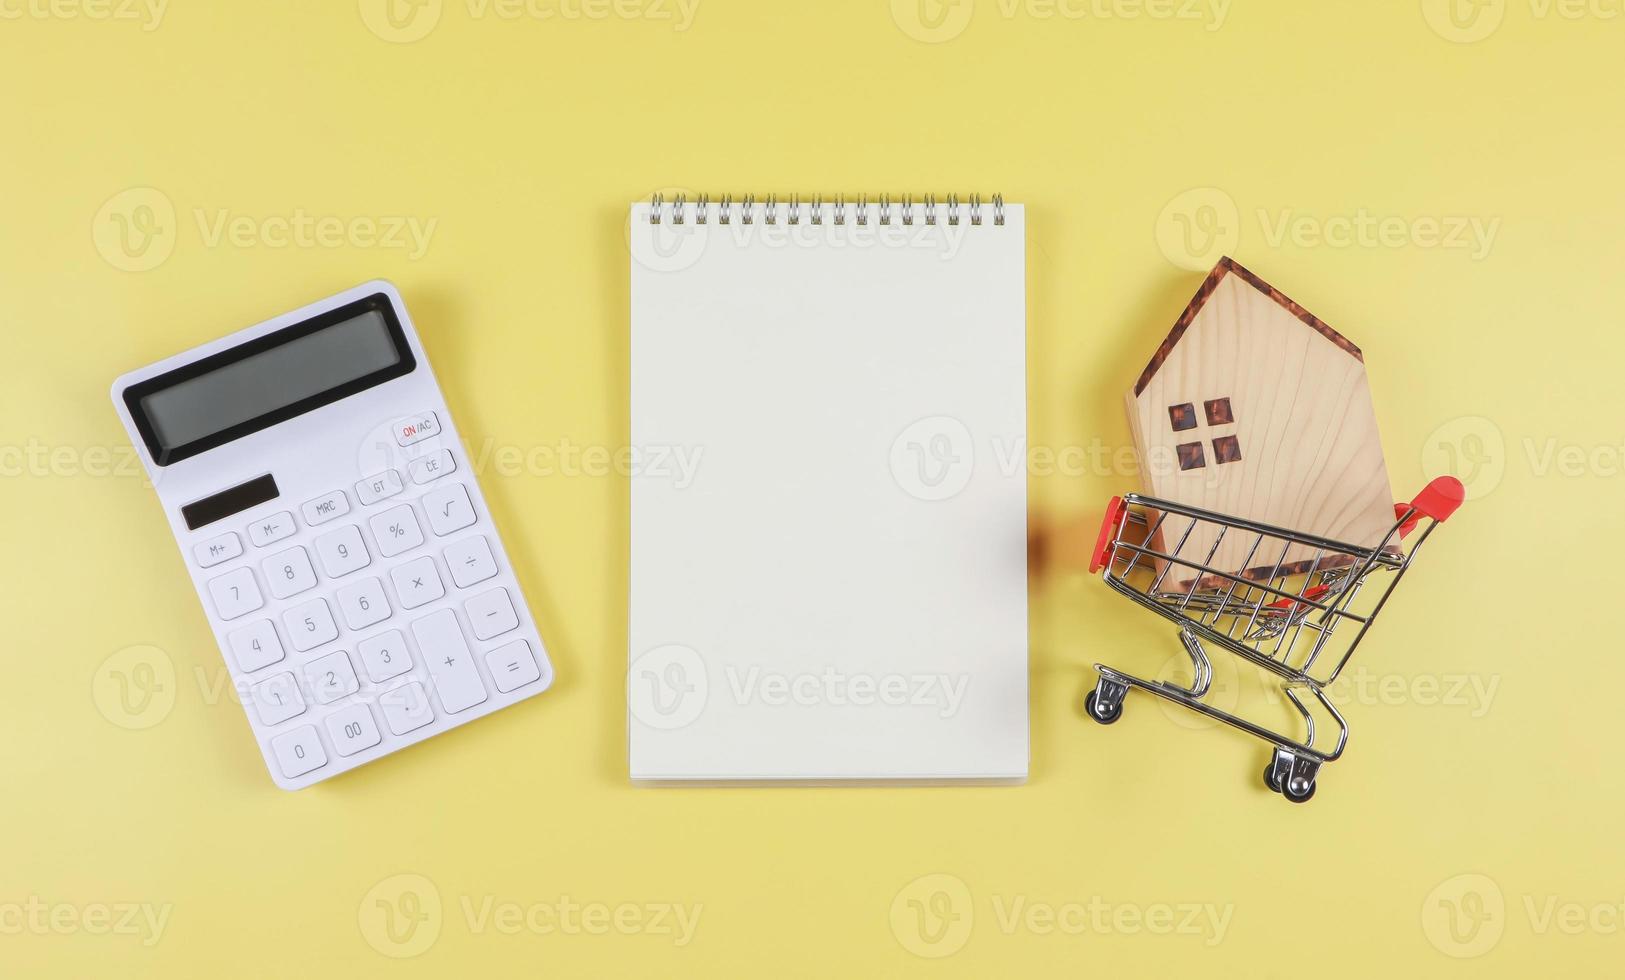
[{"xmin": 628, "ymin": 198, "xmax": 1028, "ymax": 782}]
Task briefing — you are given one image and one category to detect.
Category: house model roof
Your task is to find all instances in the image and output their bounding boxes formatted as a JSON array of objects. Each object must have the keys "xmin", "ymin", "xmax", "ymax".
[{"xmin": 1134, "ymin": 256, "xmax": 1363, "ymax": 397}]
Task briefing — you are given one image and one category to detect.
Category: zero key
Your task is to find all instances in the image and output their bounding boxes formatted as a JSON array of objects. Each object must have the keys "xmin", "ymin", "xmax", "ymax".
[{"xmin": 410, "ymin": 608, "xmax": 488, "ymax": 714}]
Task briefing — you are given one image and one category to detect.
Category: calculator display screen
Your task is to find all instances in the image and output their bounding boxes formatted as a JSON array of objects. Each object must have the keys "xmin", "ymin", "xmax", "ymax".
[{"xmin": 124, "ymin": 294, "xmax": 416, "ymax": 465}]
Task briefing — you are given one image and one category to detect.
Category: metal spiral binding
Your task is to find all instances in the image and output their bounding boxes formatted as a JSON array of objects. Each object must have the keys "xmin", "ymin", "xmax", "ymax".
[{"xmin": 650, "ymin": 192, "xmax": 1006, "ymax": 226}]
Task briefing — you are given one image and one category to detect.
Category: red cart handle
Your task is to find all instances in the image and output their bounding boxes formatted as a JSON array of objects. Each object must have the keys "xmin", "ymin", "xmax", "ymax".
[
  {"xmin": 1090, "ymin": 496, "xmax": 1127, "ymax": 574},
  {"xmin": 1395, "ymin": 476, "xmax": 1466, "ymax": 537}
]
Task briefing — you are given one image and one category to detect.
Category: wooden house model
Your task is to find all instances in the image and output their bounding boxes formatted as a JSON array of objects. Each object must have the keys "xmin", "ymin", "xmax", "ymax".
[{"xmin": 1127, "ymin": 257, "xmax": 1397, "ymax": 580}]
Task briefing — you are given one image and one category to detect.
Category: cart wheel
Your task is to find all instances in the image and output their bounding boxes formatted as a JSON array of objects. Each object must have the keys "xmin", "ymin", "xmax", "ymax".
[
  {"xmin": 1281, "ymin": 776, "xmax": 1317, "ymax": 804},
  {"xmin": 1263, "ymin": 764, "xmax": 1281, "ymax": 793},
  {"xmin": 1084, "ymin": 690, "xmax": 1122, "ymax": 725}
]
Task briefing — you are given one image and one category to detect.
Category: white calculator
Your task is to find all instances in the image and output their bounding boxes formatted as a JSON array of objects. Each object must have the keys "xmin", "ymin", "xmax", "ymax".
[{"xmin": 112, "ymin": 281, "xmax": 553, "ymax": 790}]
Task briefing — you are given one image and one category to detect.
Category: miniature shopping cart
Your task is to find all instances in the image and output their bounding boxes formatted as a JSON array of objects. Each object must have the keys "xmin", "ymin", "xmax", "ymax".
[{"xmin": 1083, "ymin": 477, "xmax": 1465, "ymax": 804}]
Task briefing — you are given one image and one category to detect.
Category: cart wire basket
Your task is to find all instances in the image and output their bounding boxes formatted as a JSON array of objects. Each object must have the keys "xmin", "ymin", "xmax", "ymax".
[{"xmin": 1084, "ymin": 476, "xmax": 1465, "ymax": 803}]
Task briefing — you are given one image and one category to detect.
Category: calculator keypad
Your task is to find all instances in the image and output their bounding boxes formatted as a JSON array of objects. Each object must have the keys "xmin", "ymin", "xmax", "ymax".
[
  {"xmin": 424, "ymin": 483, "xmax": 476, "ymax": 536},
  {"xmin": 248, "ymin": 511, "xmax": 296, "ymax": 547},
  {"xmin": 414, "ymin": 609, "xmax": 488, "ymax": 714},
  {"xmin": 394, "ymin": 411, "xmax": 440, "ymax": 446},
  {"xmin": 304, "ymin": 650, "xmax": 360, "ymax": 704},
  {"xmin": 409, "ymin": 449, "xmax": 455, "ymax": 485},
  {"xmin": 466, "ymin": 588, "xmax": 518, "ymax": 641},
  {"xmin": 185, "ymin": 433, "xmax": 546, "ymax": 788},
  {"xmin": 391, "ymin": 556, "xmax": 444, "ymax": 610},
  {"xmin": 301, "ymin": 490, "xmax": 350, "ymax": 526},
  {"xmin": 379, "ymin": 682, "xmax": 435, "ymax": 735},
  {"xmin": 252, "ymin": 672, "xmax": 306, "ymax": 726},
  {"xmin": 283, "ymin": 597, "xmax": 339, "ymax": 652},
  {"xmin": 195, "ymin": 532, "xmax": 243, "ymax": 568},
  {"xmin": 446, "ymin": 536, "xmax": 497, "ymax": 588},
  {"xmin": 272, "ymin": 726, "xmax": 327, "ymax": 778},
  {"xmin": 228, "ymin": 619, "xmax": 285, "ymax": 673},
  {"xmin": 337, "ymin": 576, "xmax": 391, "ymax": 630},
  {"xmin": 487, "ymin": 640, "xmax": 539, "ymax": 693},
  {"xmin": 358, "ymin": 629, "xmax": 412, "ymax": 683},
  {"xmin": 315, "ymin": 524, "xmax": 370, "ymax": 578},
  {"xmin": 208, "ymin": 567, "xmax": 264, "ymax": 620},
  {"xmin": 370, "ymin": 504, "xmax": 424, "ymax": 559},
  {"xmin": 263, "ymin": 546, "xmax": 317, "ymax": 600},
  {"xmin": 355, "ymin": 470, "xmax": 404, "ymax": 506},
  {"xmin": 326, "ymin": 703, "xmax": 382, "ymax": 756}
]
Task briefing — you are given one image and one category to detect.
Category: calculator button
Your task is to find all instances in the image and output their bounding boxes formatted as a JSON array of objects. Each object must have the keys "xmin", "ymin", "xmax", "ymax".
[
  {"xmin": 315, "ymin": 524, "xmax": 371, "ymax": 578},
  {"xmin": 194, "ymin": 532, "xmax": 242, "ymax": 568},
  {"xmin": 444, "ymin": 535, "xmax": 497, "ymax": 588},
  {"xmin": 262, "ymin": 546, "xmax": 317, "ymax": 600},
  {"xmin": 227, "ymin": 619, "xmax": 285, "ymax": 673},
  {"xmin": 391, "ymin": 556, "xmax": 445, "ymax": 610},
  {"xmin": 466, "ymin": 587, "xmax": 518, "ymax": 640},
  {"xmin": 301, "ymin": 490, "xmax": 350, "ymax": 526},
  {"xmin": 271, "ymin": 725, "xmax": 327, "ymax": 778},
  {"xmin": 409, "ymin": 449, "xmax": 456, "ymax": 485},
  {"xmin": 337, "ymin": 576, "xmax": 392, "ymax": 630},
  {"xmin": 424, "ymin": 483, "xmax": 476, "ymax": 536},
  {"xmin": 251, "ymin": 671, "xmax": 306, "ymax": 725},
  {"xmin": 412, "ymin": 609, "xmax": 488, "ymax": 714},
  {"xmin": 207, "ymin": 567, "xmax": 264, "ymax": 621},
  {"xmin": 356, "ymin": 470, "xmax": 404, "ymax": 506},
  {"xmin": 370, "ymin": 504, "xmax": 423, "ymax": 558},
  {"xmin": 248, "ymin": 511, "xmax": 296, "ymax": 547},
  {"xmin": 303, "ymin": 650, "xmax": 360, "ymax": 705},
  {"xmin": 394, "ymin": 411, "xmax": 441, "ymax": 447},
  {"xmin": 378, "ymin": 681, "xmax": 435, "ymax": 735},
  {"xmin": 357, "ymin": 628, "xmax": 413, "ymax": 683},
  {"xmin": 325, "ymin": 703, "xmax": 382, "ymax": 756},
  {"xmin": 485, "ymin": 639, "xmax": 539, "ymax": 694},
  {"xmin": 281, "ymin": 597, "xmax": 338, "ymax": 652}
]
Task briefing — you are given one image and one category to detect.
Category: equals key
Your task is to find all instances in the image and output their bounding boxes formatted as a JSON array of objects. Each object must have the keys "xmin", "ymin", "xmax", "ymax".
[{"xmin": 484, "ymin": 640, "xmax": 540, "ymax": 694}]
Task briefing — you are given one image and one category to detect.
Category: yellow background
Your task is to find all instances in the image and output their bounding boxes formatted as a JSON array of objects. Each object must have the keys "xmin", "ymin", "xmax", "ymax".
[{"xmin": 3, "ymin": 0, "xmax": 1622, "ymax": 975}]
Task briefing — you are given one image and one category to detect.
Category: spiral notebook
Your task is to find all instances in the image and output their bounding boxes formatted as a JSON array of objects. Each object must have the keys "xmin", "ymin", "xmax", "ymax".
[{"xmin": 628, "ymin": 193, "xmax": 1028, "ymax": 782}]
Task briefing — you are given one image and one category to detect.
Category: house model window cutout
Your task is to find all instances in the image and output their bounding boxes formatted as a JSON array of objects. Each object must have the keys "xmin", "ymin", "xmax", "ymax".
[
  {"xmin": 1168, "ymin": 396, "xmax": 1242, "ymax": 470},
  {"xmin": 1125, "ymin": 256, "xmax": 1397, "ymax": 580}
]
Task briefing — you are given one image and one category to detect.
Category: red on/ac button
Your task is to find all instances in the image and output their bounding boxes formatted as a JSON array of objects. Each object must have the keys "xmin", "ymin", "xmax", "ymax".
[{"xmin": 394, "ymin": 411, "xmax": 441, "ymax": 447}]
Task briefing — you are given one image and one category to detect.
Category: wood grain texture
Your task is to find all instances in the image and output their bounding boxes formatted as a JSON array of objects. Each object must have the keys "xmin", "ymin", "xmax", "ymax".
[{"xmin": 1127, "ymin": 259, "xmax": 1396, "ymax": 582}]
